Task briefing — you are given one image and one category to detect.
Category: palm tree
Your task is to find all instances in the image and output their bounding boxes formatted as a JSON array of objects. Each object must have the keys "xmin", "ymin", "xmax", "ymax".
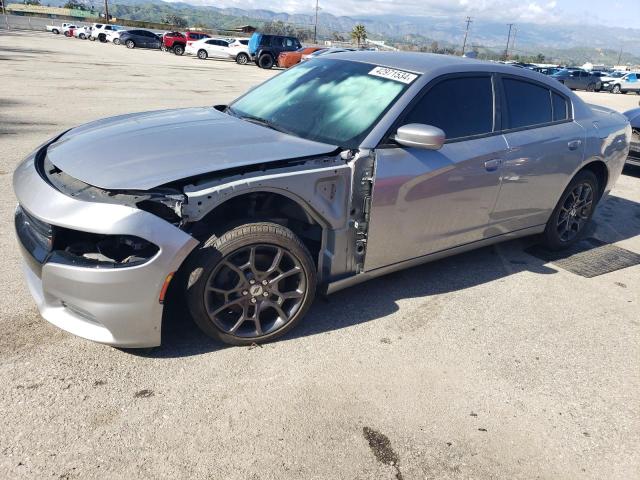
[{"xmin": 351, "ymin": 24, "xmax": 367, "ymax": 48}]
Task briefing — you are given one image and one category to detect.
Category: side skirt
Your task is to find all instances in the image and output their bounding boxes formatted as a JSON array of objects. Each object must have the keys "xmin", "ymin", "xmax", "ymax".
[{"xmin": 323, "ymin": 224, "xmax": 546, "ymax": 295}]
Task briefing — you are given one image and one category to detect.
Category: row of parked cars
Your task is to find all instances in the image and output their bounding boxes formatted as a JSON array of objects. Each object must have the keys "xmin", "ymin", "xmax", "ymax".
[
  {"xmin": 45, "ymin": 22, "xmax": 355, "ymax": 70},
  {"xmin": 510, "ymin": 62, "xmax": 640, "ymax": 94}
]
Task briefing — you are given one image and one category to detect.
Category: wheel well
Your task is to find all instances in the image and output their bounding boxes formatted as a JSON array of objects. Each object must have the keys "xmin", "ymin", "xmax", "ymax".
[
  {"xmin": 579, "ymin": 161, "xmax": 608, "ymax": 197},
  {"xmin": 189, "ymin": 192, "xmax": 324, "ymax": 269}
]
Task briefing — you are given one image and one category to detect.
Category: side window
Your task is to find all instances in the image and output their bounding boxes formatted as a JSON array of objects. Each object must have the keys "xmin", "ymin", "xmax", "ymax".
[
  {"xmin": 552, "ymin": 92, "xmax": 569, "ymax": 121},
  {"xmin": 571, "ymin": 71, "xmax": 581, "ymax": 77},
  {"xmin": 206, "ymin": 40, "xmax": 216, "ymax": 45},
  {"xmin": 403, "ymin": 76, "xmax": 494, "ymax": 140},
  {"xmin": 629, "ymin": 74, "xmax": 638, "ymax": 82},
  {"xmin": 502, "ymin": 78, "xmax": 552, "ymax": 129}
]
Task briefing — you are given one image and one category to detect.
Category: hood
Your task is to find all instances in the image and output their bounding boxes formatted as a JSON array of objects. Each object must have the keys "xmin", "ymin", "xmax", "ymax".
[{"xmin": 46, "ymin": 107, "xmax": 338, "ymax": 190}]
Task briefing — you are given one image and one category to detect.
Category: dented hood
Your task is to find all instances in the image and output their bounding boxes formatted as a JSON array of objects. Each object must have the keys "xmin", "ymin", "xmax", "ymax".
[{"xmin": 46, "ymin": 107, "xmax": 338, "ymax": 190}]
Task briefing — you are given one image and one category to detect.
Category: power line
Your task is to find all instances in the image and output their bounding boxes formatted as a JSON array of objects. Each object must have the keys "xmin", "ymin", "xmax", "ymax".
[
  {"xmin": 313, "ymin": 0, "xmax": 319, "ymax": 44},
  {"xmin": 461, "ymin": 16, "xmax": 472, "ymax": 55}
]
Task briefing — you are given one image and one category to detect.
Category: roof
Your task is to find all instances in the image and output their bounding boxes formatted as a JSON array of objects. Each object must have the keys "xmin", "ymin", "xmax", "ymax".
[{"xmin": 328, "ymin": 51, "xmax": 480, "ymax": 74}]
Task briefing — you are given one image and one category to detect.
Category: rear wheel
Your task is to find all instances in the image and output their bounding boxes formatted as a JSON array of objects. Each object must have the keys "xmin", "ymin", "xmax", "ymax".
[
  {"xmin": 235, "ymin": 52, "xmax": 249, "ymax": 65},
  {"xmin": 197, "ymin": 49, "xmax": 208, "ymax": 60},
  {"xmin": 99, "ymin": 33, "xmax": 106, "ymax": 43},
  {"xmin": 126, "ymin": 40, "xmax": 135, "ymax": 49},
  {"xmin": 542, "ymin": 170, "xmax": 599, "ymax": 250},
  {"xmin": 586, "ymin": 83, "xmax": 595, "ymax": 92},
  {"xmin": 185, "ymin": 222, "xmax": 317, "ymax": 346},
  {"xmin": 173, "ymin": 44, "xmax": 185, "ymax": 55},
  {"xmin": 89, "ymin": 35, "xmax": 95, "ymax": 41},
  {"xmin": 64, "ymin": 31, "xmax": 71, "ymax": 37},
  {"xmin": 258, "ymin": 54, "xmax": 274, "ymax": 69},
  {"xmin": 113, "ymin": 38, "xmax": 120, "ymax": 45},
  {"xmin": 52, "ymin": 29, "xmax": 59, "ymax": 34},
  {"xmin": 161, "ymin": 44, "xmax": 167, "ymax": 52},
  {"xmin": 79, "ymin": 33, "xmax": 86, "ymax": 39}
]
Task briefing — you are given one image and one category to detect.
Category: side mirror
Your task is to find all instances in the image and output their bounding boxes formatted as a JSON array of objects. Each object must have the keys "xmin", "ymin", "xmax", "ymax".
[{"xmin": 394, "ymin": 124, "xmax": 446, "ymax": 150}]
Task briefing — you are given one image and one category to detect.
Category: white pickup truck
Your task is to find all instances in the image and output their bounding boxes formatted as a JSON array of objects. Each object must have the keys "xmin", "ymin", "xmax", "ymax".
[{"xmin": 45, "ymin": 23, "xmax": 76, "ymax": 35}]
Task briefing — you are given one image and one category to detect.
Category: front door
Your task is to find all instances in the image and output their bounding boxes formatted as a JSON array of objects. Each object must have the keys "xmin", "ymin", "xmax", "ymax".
[
  {"xmin": 365, "ymin": 75, "xmax": 507, "ymax": 271},
  {"xmin": 621, "ymin": 73, "xmax": 640, "ymax": 92}
]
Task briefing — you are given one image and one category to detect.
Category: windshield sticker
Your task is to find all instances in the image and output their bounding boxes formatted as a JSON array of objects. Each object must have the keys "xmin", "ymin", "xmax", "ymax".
[{"xmin": 368, "ymin": 66, "xmax": 418, "ymax": 84}]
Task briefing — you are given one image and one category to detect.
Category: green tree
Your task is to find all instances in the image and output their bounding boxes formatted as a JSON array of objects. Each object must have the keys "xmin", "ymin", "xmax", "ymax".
[
  {"xmin": 23, "ymin": 0, "xmax": 41, "ymax": 5},
  {"xmin": 350, "ymin": 24, "xmax": 367, "ymax": 47},
  {"xmin": 535, "ymin": 53, "xmax": 546, "ymax": 63},
  {"xmin": 63, "ymin": 0, "xmax": 89, "ymax": 9},
  {"xmin": 162, "ymin": 14, "xmax": 188, "ymax": 29}
]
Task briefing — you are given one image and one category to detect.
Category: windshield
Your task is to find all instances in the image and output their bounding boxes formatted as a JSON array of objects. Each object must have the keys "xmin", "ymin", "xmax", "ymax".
[{"xmin": 229, "ymin": 59, "xmax": 415, "ymax": 148}]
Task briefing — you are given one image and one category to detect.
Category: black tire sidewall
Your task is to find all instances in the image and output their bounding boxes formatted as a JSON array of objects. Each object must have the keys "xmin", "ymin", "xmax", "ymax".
[
  {"xmin": 258, "ymin": 54, "xmax": 274, "ymax": 69},
  {"xmin": 174, "ymin": 44, "xmax": 184, "ymax": 55},
  {"xmin": 543, "ymin": 170, "xmax": 599, "ymax": 250},
  {"xmin": 126, "ymin": 40, "xmax": 135, "ymax": 49},
  {"xmin": 184, "ymin": 222, "xmax": 317, "ymax": 345}
]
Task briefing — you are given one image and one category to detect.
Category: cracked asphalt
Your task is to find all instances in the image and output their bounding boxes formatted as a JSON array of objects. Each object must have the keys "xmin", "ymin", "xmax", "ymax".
[{"xmin": 1, "ymin": 30, "xmax": 639, "ymax": 479}]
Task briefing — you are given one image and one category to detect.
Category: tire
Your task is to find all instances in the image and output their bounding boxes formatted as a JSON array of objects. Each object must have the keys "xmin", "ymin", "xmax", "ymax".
[
  {"xmin": 79, "ymin": 33, "xmax": 86, "ymax": 40},
  {"xmin": 197, "ymin": 49, "xmax": 208, "ymax": 60},
  {"xmin": 258, "ymin": 54, "xmax": 274, "ymax": 69},
  {"xmin": 586, "ymin": 83, "xmax": 595, "ymax": 92},
  {"xmin": 52, "ymin": 29, "xmax": 59, "ymax": 35},
  {"xmin": 235, "ymin": 52, "xmax": 249, "ymax": 65},
  {"xmin": 99, "ymin": 34, "xmax": 106, "ymax": 43},
  {"xmin": 113, "ymin": 38, "xmax": 120, "ymax": 45},
  {"xmin": 161, "ymin": 44, "xmax": 167, "ymax": 52},
  {"xmin": 89, "ymin": 36, "xmax": 95, "ymax": 41},
  {"xmin": 611, "ymin": 84, "xmax": 621, "ymax": 94},
  {"xmin": 126, "ymin": 40, "xmax": 135, "ymax": 49},
  {"xmin": 173, "ymin": 44, "xmax": 184, "ymax": 56},
  {"xmin": 542, "ymin": 170, "xmax": 599, "ymax": 250},
  {"xmin": 64, "ymin": 31, "xmax": 71, "ymax": 37},
  {"xmin": 184, "ymin": 222, "xmax": 317, "ymax": 346}
]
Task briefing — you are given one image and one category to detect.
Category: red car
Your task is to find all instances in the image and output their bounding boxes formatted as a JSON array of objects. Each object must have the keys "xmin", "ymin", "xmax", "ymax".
[
  {"xmin": 277, "ymin": 47, "xmax": 324, "ymax": 68},
  {"xmin": 162, "ymin": 31, "xmax": 210, "ymax": 55}
]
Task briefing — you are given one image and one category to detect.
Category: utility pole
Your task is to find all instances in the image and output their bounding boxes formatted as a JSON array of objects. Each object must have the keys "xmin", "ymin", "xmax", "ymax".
[
  {"xmin": 104, "ymin": 0, "xmax": 110, "ymax": 24},
  {"xmin": 313, "ymin": 0, "xmax": 319, "ymax": 44},
  {"xmin": 617, "ymin": 45, "xmax": 623, "ymax": 65},
  {"xmin": 461, "ymin": 16, "xmax": 472, "ymax": 55},
  {"xmin": 504, "ymin": 23, "xmax": 513, "ymax": 60},
  {"xmin": 511, "ymin": 26, "xmax": 517, "ymax": 57}
]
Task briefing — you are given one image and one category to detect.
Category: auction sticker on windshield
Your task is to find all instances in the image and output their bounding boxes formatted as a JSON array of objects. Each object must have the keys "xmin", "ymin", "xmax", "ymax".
[{"xmin": 368, "ymin": 66, "xmax": 418, "ymax": 84}]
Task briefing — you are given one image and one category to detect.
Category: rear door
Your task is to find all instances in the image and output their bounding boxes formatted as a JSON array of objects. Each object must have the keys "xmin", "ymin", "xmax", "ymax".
[
  {"xmin": 621, "ymin": 73, "xmax": 639, "ymax": 92},
  {"xmin": 492, "ymin": 75, "xmax": 585, "ymax": 232},
  {"xmin": 365, "ymin": 74, "xmax": 509, "ymax": 270}
]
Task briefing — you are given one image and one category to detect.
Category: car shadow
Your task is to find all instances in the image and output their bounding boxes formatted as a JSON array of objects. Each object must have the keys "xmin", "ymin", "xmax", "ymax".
[{"xmin": 135, "ymin": 193, "xmax": 640, "ymax": 359}]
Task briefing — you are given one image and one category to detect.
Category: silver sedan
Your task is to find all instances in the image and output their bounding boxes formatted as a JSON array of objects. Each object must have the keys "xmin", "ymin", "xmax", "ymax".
[{"xmin": 13, "ymin": 52, "xmax": 631, "ymax": 347}]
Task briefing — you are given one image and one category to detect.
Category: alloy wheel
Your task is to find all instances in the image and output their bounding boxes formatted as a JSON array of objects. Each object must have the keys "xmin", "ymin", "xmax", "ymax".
[
  {"xmin": 203, "ymin": 244, "xmax": 306, "ymax": 338},
  {"xmin": 556, "ymin": 182, "xmax": 594, "ymax": 242}
]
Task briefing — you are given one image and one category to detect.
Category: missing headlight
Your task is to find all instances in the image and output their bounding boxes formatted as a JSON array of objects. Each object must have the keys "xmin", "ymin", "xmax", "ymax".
[{"xmin": 52, "ymin": 229, "xmax": 159, "ymax": 268}]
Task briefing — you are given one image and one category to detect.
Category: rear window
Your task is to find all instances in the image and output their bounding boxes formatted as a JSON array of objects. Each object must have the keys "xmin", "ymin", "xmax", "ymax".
[
  {"xmin": 552, "ymin": 92, "xmax": 569, "ymax": 121},
  {"xmin": 503, "ymin": 78, "xmax": 552, "ymax": 129},
  {"xmin": 240, "ymin": 39, "xmax": 248, "ymax": 45}
]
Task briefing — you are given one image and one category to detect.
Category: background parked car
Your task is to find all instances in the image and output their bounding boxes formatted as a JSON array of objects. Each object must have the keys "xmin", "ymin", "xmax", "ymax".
[
  {"xmin": 72, "ymin": 26, "xmax": 92, "ymax": 40},
  {"xmin": 277, "ymin": 47, "xmax": 324, "ymax": 68},
  {"xmin": 301, "ymin": 47, "xmax": 356, "ymax": 62},
  {"xmin": 106, "ymin": 29, "xmax": 125, "ymax": 45},
  {"xmin": 622, "ymin": 103, "xmax": 640, "ymax": 166},
  {"xmin": 46, "ymin": 22, "xmax": 74, "ymax": 34},
  {"xmin": 90, "ymin": 24, "xmax": 125, "ymax": 42},
  {"xmin": 119, "ymin": 30, "xmax": 162, "ymax": 50},
  {"xmin": 187, "ymin": 37, "xmax": 250, "ymax": 64},
  {"xmin": 609, "ymin": 72, "xmax": 640, "ymax": 94},
  {"xmin": 551, "ymin": 69, "xmax": 602, "ymax": 91},
  {"xmin": 248, "ymin": 32, "xmax": 302, "ymax": 69},
  {"xmin": 162, "ymin": 31, "xmax": 210, "ymax": 55},
  {"xmin": 62, "ymin": 25, "xmax": 78, "ymax": 37}
]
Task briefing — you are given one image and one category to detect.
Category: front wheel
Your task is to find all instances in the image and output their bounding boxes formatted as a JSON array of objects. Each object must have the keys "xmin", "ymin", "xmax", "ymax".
[
  {"xmin": 79, "ymin": 33, "xmax": 86, "ymax": 40},
  {"xmin": 64, "ymin": 31, "xmax": 71, "ymax": 37},
  {"xmin": 173, "ymin": 44, "xmax": 184, "ymax": 55},
  {"xmin": 161, "ymin": 44, "xmax": 167, "ymax": 52},
  {"xmin": 611, "ymin": 84, "xmax": 621, "ymax": 94},
  {"xmin": 197, "ymin": 49, "xmax": 208, "ymax": 60},
  {"xmin": 586, "ymin": 83, "xmax": 595, "ymax": 92},
  {"xmin": 185, "ymin": 222, "xmax": 317, "ymax": 346},
  {"xmin": 113, "ymin": 38, "xmax": 120, "ymax": 45},
  {"xmin": 235, "ymin": 52, "xmax": 249, "ymax": 65},
  {"xmin": 126, "ymin": 40, "xmax": 135, "ymax": 49},
  {"xmin": 52, "ymin": 29, "xmax": 59, "ymax": 34},
  {"xmin": 542, "ymin": 170, "xmax": 599, "ymax": 250},
  {"xmin": 89, "ymin": 35, "xmax": 95, "ymax": 41}
]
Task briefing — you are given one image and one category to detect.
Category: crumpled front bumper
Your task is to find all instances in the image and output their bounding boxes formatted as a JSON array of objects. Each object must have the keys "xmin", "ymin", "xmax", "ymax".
[{"xmin": 13, "ymin": 150, "xmax": 199, "ymax": 348}]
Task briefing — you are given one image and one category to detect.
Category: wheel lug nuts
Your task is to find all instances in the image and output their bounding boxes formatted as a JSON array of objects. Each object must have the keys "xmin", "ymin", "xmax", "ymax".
[
  {"xmin": 250, "ymin": 298, "xmax": 257, "ymax": 304},
  {"xmin": 263, "ymin": 292, "xmax": 269, "ymax": 297},
  {"xmin": 249, "ymin": 279, "xmax": 255, "ymax": 284},
  {"xmin": 262, "ymin": 280, "xmax": 268, "ymax": 285},
  {"xmin": 242, "ymin": 290, "xmax": 248, "ymax": 296}
]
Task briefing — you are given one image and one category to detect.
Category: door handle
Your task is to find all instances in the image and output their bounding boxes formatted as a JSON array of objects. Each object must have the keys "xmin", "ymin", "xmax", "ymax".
[
  {"xmin": 568, "ymin": 139, "xmax": 582, "ymax": 151},
  {"xmin": 484, "ymin": 159, "xmax": 502, "ymax": 172}
]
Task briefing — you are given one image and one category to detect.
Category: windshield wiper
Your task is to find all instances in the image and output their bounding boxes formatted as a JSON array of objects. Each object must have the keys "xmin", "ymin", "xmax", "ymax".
[{"xmin": 238, "ymin": 114, "xmax": 291, "ymax": 135}]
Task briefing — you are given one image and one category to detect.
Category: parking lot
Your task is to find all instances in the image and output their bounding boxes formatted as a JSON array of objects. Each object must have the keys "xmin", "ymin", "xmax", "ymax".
[{"xmin": 1, "ymin": 30, "xmax": 639, "ymax": 479}]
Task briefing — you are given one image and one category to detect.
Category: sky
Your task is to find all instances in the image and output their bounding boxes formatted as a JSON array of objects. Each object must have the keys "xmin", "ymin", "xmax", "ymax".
[{"xmin": 165, "ymin": 0, "xmax": 640, "ymax": 29}]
